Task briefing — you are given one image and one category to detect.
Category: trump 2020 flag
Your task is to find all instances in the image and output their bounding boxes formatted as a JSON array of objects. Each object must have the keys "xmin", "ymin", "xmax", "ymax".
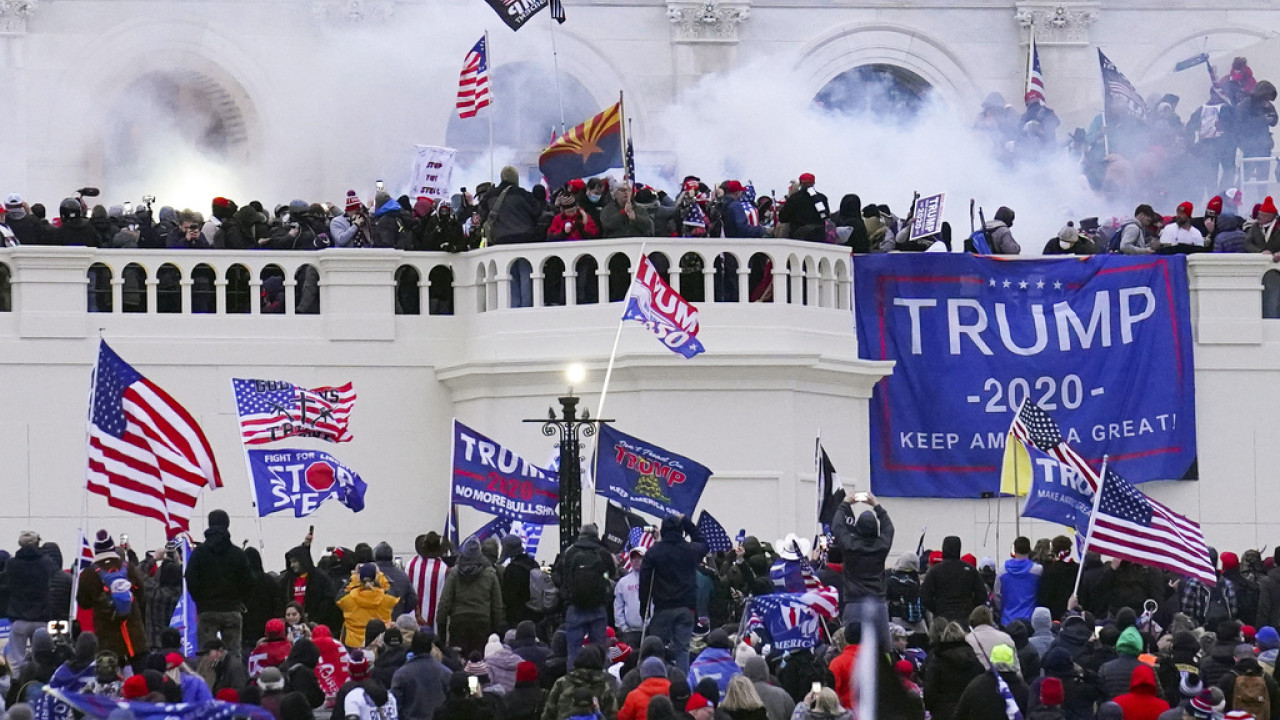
[
  {"xmin": 452, "ymin": 420, "xmax": 560, "ymax": 524},
  {"xmin": 45, "ymin": 688, "xmax": 274, "ymax": 720},
  {"xmin": 246, "ymin": 449, "xmax": 368, "ymax": 517},
  {"xmin": 623, "ymin": 255, "xmax": 705, "ymax": 358},
  {"xmin": 1019, "ymin": 443, "xmax": 1094, "ymax": 536},
  {"xmin": 232, "ymin": 379, "xmax": 355, "ymax": 445},
  {"xmin": 596, "ymin": 424, "xmax": 712, "ymax": 518},
  {"xmin": 169, "ymin": 536, "xmax": 198, "ymax": 656}
]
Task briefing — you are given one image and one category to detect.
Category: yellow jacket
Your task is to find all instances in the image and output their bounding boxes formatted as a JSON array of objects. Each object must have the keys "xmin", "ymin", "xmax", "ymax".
[{"xmin": 336, "ymin": 580, "xmax": 398, "ymax": 647}]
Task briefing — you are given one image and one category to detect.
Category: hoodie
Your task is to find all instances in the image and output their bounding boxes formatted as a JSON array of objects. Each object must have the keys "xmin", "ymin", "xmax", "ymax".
[
  {"xmin": 640, "ymin": 516, "xmax": 707, "ymax": 613},
  {"xmin": 996, "ymin": 557, "xmax": 1043, "ymax": 625},
  {"xmin": 282, "ymin": 545, "xmax": 341, "ymax": 634},
  {"xmin": 743, "ymin": 655, "xmax": 795, "ymax": 720},
  {"xmin": 1113, "ymin": 665, "xmax": 1169, "ymax": 720},
  {"xmin": 831, "ymin": 504, "xmax": 895, "ymax": 601},
  {"xmin": 185, "ymin": 524, "xmax": 252, "ymax": 614},
  {"xmin": 337, "ymin": 575, "xmax": 399, "ymax": 647},
  {"xmin": 1028, "ymin": 607, "xmax": 1055, "ymax": 658},
  {"xmin": 922, "ymin": 537, "xmax": 989, "ymax": 624},
  {"xmin": 438, "ymin": 539, "xmax": 504, "ymax": 628}
]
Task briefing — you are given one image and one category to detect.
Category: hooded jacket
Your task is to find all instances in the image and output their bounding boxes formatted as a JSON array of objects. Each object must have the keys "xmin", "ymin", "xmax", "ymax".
[
  {"xmin": 243, "ymin": 547, "xmax": 282, "ymax": 649},
  {"xmin": 7, "ymin": 544, "xmax": 53, "ymax": 620},
  {"xmin": 996, "ymin": 557, "xmax": 1043, "ymax": 625},
  {"xmin": 438, "ymin": 539, "xmax": 504, "ymax": 629},
  {"xmin": 924, "ymin": 638, "xmax": 985, "ymax": 720},
  {"xmin": 1028, "ymin": 607, "xmax": 1055, "ymax": 658},
  {"xmin": 280, "ymin": 545, "xmax": 341, "ymax": 634},
  {"xmin": 43, "ymin": 543, "xmax": 74, "ymax": 622},
  {"xmin": 76, "ymin": 561, "xmax": 149, "ymax": 659},
  {"xmin": 922, "ymin": 537, "xmax": 989, "ymax": 625},
  {"xmin": 617, "ymin": 675, "xmax": 672, "ymax": 720},
  {"xmin": 544, "ymin": 666, "xmax": 619, "ymax": 720},
  {"xmin": 640, "ymin": 516, "xmax": 707, "ymax": 613},
  {"xmin": 482, "ymin": 181, "xmax": 542, "ymax": 245},
  {"xmin": 373, "ymin": 542, "xmax": 416, "ymax": 617},
  {"xmin": 1113, "ymin": 665, "xmax": 1169, "ymax": 720},
  {"xmin": 983, "ymin": 219, "xmax": 1021, "ymax": 255},
  {"xmin": 185, "ymin": 525, "xmax": 252, "ymax": 614},
  {"xmin": 831, "ymin": 504, "xmax": 894, "ymax": 601},
  {"xmin": 336, "ymin": 576, "xmax": 399, "ymax": 647},
  {"xmin": 954, "ymin": 666, "xmax": 1029, "ymax": 720},
  {"xmin": 391, "ymin": 651, "xmax": 452, "ymax": 720},
  {"xmin": 742, "ymin": 655, "xmax": 794, "ymax": 720}
]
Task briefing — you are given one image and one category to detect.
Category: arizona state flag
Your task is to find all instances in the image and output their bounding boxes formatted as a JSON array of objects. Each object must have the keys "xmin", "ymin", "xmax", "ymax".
[{"xmin": 539, "ymin": 101, "xmax": 623, "ymax": 189}]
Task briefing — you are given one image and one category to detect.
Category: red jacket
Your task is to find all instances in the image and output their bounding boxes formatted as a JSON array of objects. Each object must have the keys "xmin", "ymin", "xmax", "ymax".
[
  {"xmin": 247, "ymin": 638, "xmax": 291, "ymax": 678},
  {"xmin": 830, "ymin": 643, "xmax": 861, "ymax": 709},
  {"xmin": 1114, "ymin": 664, "xmax": 1169, "ymax": 720},
  {"xmin": 548, "ymin": 212, "xmax": 599, "ymax": 240},
  {"xmin": 618, "ymin": 677, "xmax": 672, "ymax": 720}
]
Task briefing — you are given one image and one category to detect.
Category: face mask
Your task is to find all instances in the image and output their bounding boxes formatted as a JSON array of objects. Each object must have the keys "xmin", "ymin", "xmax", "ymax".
[
  {"xmin": 1059, "ymin": 240, "xmax": 1074, "ymax": 250},
  {"xmin": 587, "ymin": 193, "xmax": 602, "ymax": 203}
]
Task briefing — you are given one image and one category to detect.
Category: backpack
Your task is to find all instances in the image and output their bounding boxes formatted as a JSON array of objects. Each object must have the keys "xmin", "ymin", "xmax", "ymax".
[
  {"xmin": 526, "ymin": 565, "xmax": 560, "ymax": 613},
  {"xmin": 967, "ymin": 230, "xmax": 993, "ymax": 254},
  {"xmin": 565, "ymin": 547, "xmax": 610, "ymax": 609},
  {"xmin": 480, "ymin": 188, "xmax": 512, "ymax": 247},
  {"xmin": 1205, "ymin": 583, "xmax": 1234, "ymax": 628},
  {"xmin": 1106, "ymin": 222, "xmax": 1137, "ymax": 254},
  {"xmin": 99, "ymin": 567, "xmax": 134, "ymax": 617},
  {"xmin": 886, "ymin": 571, "xmax": 924, "ymax": 623},
  {"xmin": 1233, "ymin": 674, "xmax": 1270, "ymax": 720}
]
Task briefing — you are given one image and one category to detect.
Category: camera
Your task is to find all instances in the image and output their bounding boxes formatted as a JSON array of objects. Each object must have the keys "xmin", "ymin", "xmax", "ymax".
[
  {"xmin": 142, "ymin": 195, "xmax": 156, "ymax": 205},
  {"xmin": 47, "ymin": 620, "xmax": 70, "ymax": 636}
]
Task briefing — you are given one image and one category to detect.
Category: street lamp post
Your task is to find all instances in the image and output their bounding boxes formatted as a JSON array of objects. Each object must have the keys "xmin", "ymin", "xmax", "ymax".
[{"xmin": 525, "ymin": 383, "xmax": 611, "ymax": 554}]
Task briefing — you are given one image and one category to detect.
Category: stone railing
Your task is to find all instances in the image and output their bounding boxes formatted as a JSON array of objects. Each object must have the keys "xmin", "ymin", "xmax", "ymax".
[{"xmin": 0, "ymin": 239, "xmax": 853, "ymax": 339}]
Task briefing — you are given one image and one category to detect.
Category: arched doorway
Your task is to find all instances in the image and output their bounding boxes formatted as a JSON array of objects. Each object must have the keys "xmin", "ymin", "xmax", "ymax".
[
  {"xmin": 445, "ymin": 62, "xmax": 600, "ymax": 182},
  {"xmin": 814, "ymin": 64, "xmax": 933, "ymax": 118}
]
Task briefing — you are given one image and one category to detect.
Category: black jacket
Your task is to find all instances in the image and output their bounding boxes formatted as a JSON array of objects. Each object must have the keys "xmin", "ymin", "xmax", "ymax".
[
  {"xmin": 1095, "ymin": 562, "xmax": 1163, "ymax": 618},
  {"xmin": 831, "ymin": 504, "xmax": 894, "ymax": 601},
  {"xmin": 921, "ymin": 537, "xmax": 989, "ymax": 625},
  {"xmin": 280, "ymin": 545, "xmax": 342, "ymax": 634},
  {"xmin": 185, "ymin": 527, "xmax": 252, "ymax": 614},
  {"xmin": 639, "ymin": 517, "xmax": 708, "ymax": 614},
  {"xmin": 1037, "ymin": 559, "xmax": 1078, "ymax": 620},
  {"xmin": 502, "ymin": 553, "xmax": 539, "ymax": 626},
  {"xmin": 954, "ymin": 670, "xmax": 1029, "ymax": 720},
  {"xmin": 7, "ymin": 545, "xmax": 53, "ymax": 621},
  {"xmin": 1257, "ymin": 567, "xmax": 1280, "ymax": 629},
  {"xmin": 242, "ymin": 548, "xmax": 282, "ymax": 649},
  {"xmin": 924, "ymin": 639, "xmax": 986, "ymax": 720},
  {"xmin": 482, "ymin": 182, "xmax": 542, "ymax": 245}
]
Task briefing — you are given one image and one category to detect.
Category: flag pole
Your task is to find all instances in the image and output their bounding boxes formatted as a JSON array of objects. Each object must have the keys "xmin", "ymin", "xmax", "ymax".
[
  {"xmin": 618, "ymin": 91, "xmax": 628, "ymax": 183},
  {"xmin": 548, "ymin": 13, "xmax": 567, "ymax": 133},
  {"xmin": 1098, "ymin": 49, "xmax": 1111, "ymax": 156},
  {"xmin": 1025, "ymin": 25, "xmax": 1035, "ymax": 103},
  {"xmin": 1070, "ymin": 454, "xmax": 1108, "ymax": 606},
  {"xmin": 485, "ymin": 30, "xmax": 495, "ymax": 182},
  {"xmin": 815, "ymin": 429, "xmax": 822, "ymax": 527},
  {"xmin": 74, "ymin": 337, "xmax": 104, "ymax": 620},
  {"xmin": 231, "ymin": 380, "xmax": 267, "ymax": 549}
]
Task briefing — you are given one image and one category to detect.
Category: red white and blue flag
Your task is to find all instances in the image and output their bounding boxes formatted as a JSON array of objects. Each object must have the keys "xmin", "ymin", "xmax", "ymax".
[
  {"xmin": 1025, "ymin": 31, "xmax": 1045, "ymax": 105},
  {"xmin": 457, "ymin": 35, "xmax": 492, "ymax": 119},
  {"xmin": 232, "ymin": 379, "xmax": 356, "ymax": 445},
  {"xmin": 622, "ymin": 255, "xmax": 705, "ymax": 358}
]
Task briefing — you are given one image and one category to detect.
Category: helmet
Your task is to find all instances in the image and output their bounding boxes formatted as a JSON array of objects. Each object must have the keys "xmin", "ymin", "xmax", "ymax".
[{"xmin": 59, "ymin": 198, "xmax": 82, "ymax": 222}]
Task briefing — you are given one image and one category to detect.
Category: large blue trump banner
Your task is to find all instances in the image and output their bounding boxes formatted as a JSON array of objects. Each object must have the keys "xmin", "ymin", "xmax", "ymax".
[{"xmin": 854, "ymin": 254, "xmax": 1196, "ymax": 497}]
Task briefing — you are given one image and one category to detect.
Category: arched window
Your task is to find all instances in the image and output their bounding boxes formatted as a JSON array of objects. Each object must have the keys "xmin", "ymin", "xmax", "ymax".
[
  {"xmin": 679, "ymin": 252, "xmax": 705, "ymax": 303},
  {"xmin": 261, "ymin": 265, "xmax": 285, "ymax": 314},
  {"xmin": 156, "ymin": 263, "xmax": 182, "ymax": 313},
  {"xmin": 122, "ymin": 263, "xmax": 147, "ymax": 313},
  {"xmin": 648, "ymin": 252, "xmax": 671, "ymax": 283},
  {"xmin": 1264, "ymin": 270, "xmax": 1280, "ymax": 319},
  {"xmin": 395, "ymin": 265, "xmax": 421, "ymax": 315},
  {"xmin": 192, "ymin": 264, "xmax": 217, "ymax": 314},
  {"xmin": 607, "ymin": 253, "xmax": 632, "ymax": 303},
  {"xmin": 295, "ymin": 264, "xmax": 320, "ymax": 314},
  {"xmin": 747, "ymin": 253, "xmax": 772, "ymax": 303},
  {"xmin": 226, "ymin": 264, "xmax": 251, "ymax": 314},
  {"xmin": 429, "ymin": 266, "xmax": 455, "ymax": 316},
  {"xmin": 543, "ymin": 257, "xmax": 566, "ymax": 307},
  {"xmin": 575, "ymin": 255, "xmax": 600, "ymax": 305},
  {"xmin": 88, "ymin": 262, "xmax": 114, "ymax": 313},
  {"xmin": 0, "ymin": 262, "xmax": 10, "ymax": 312},
  {"xmin": 509, "ymin": 258, "xmax": 533, "ymax": 309}
]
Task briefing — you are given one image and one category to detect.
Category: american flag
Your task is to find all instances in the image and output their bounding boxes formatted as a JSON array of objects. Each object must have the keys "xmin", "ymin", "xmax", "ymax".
[
  {"xmin": 801, "ymin": 584, "xmax": 841, "ymax": 619},
  {"xmin": 549, "ymin": 0, "xmax": 566, "ymax": 23},
  {"xmin": 232, "ymin": 378, "xmax": 355, "ymax": 445},
  {"xmin": 1010, "ymin": 401, "xmax": 1098, "ymax": 491},
  {"xmin": 1098, "ymin": 49, "xmax": 1147, "ymax": 120},
  {"xmin": 45, "ymin": 688, "xmax": 273, "ymax": 720},
  {"xmin": 513, "ymin": 521, "xmax": 544, "ymax": 558},
  {"xmin": 621, "ymin": 525, "xmax": 655, "ymax": 572},
  {"xmin": 77, "ymin": 532, "xmax": 94, "ymax": 570},
  {"xmin": 86, "ymin": 341, "xmax": 221, "ymax": 539},
  {"xmin": 457, "ymin": 35, "xmax": 492, "ymax": 119},
  {"xmin": 625, "ymin": 136, "xmax": 636, "ymax": 186},
  {"xmin": 1085, "ymin": 466, "xmax": 1215, "ymax": 585},
  {"xmin": 697, "ymin": 510, "xmax": 732, "ymax": 553},
  {"xmin": 682, "ymin": 201, "xmax": 708, "ymax": 229},
  {"xmin": 1026, "ymin": 30, "xmax": 1045, "ymax": 105}
]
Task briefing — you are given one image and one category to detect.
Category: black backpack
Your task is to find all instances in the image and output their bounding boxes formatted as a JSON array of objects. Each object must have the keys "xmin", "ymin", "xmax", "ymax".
[
  {"xmin": 1205, "ymin": 583, "xmax": 1233, "ymax": 628},
  {"xmin": 886, "ymin": 571, "xmax": 924, "ymax": 623},
  {"xmin": 565, "ymin": 547, "xmax": 610, "ymax": 609}
]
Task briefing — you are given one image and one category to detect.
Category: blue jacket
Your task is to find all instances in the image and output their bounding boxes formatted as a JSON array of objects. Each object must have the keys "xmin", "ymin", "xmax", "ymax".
[
  {"xmin": 687, "ymin": 647, "xmax": 741, "ymax": 696},
  {"xmin": 639, "ymin": 516, "xmax": 707, "ymax": 613},
  {"xmin": 997, "ymin": 557, "xmax": 1043, "ymax": 625},
  {"xmin": 722, "ymin": 199, "xmax": 767, "ymax": 238}
]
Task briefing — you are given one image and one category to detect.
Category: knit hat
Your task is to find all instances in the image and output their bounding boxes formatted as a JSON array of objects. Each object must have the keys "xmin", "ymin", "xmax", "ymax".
[
  {"xmin": 215, "ymin": 689, "xmax": 239, "ymax": 703},
  {"xmin": 358, "ymin": 562, "xmax": 377, "ymax": 582},
  {"xmin": 74, "ymin": 632, "xmax": 99, "ymax": 665},
  {"xmin": 121, "ymin": 675, "xmax": 149, "ymax": 700},
  {"xmin": 609, "ymin": 642, "xmax": 632, "ymax": 665},
  {"xmin": 1261, "ymin": 196, "xmax": 1278, "ymax": 215},
  {"xmin": 516, "ymin": 661, "xmax": 538, "ymax": 684},
  {"xmin": 93, "ymin": 529, "xmax": 117, "ymax": 563},
  {"xmin": 464, "ymin": 659, "xmax": 490, "ymax": 677},
  {"xmin": 640, "ymin": 656, "xmax": 667, "ymax": 679},
  {"xmin": 1058, "ymin": 226, "xmax": 1079, "ymax": 244},
  {"xmin": 1189, "ymin": 690, "xmax": 1217, "ymax": 719},
  {"xmin": 1256, "ymin": 626, "xmax": 1280, "ymax": 650},
  {"xmin": 345, "ymin": 191, "xmax": 363, "ymax": 214},
  {"xmin": 484, "ymin": 633, "xmax": 504, "ymax": 659},
  {"xmin": 396, "ymin": 613, "xmax": 419, "ymax": 634},
  {"xmin": 1207, "ymin": 196, "xmax": 1224, "ymax": 215},
  {"xmin": 1040, "ymin": 676, "xmax": 1065, "ymax": 706},
  {"xmin": 347, "ymin": 649, "xmax": 371, "ymax": 680},
  {"xmin": 1177, "ymin": 201, "xmax": 1194, "ymax": 216},
  {"xmin": 258, "ymin": 666, "xmax": 285, "ymax": 691},
  {"xmin": 894, "ymin": 659, "xmax": 915, "ymax": 679},
  {"xmin": 500, "ymin": 534, "xmax": 523, "ymax": 561},
  {"xmin": 1180, "ymin": 672, "xmax": 1204, "ymax": 698},
  {"xmin": 17, "ymin": 531, "xmax": 39, "ymax": 548},
  {"xmin": 706, "ymin": 629, "xmax": 731, "ymax": 650},
  {"xmin": 1242, "ymin": 625, "xmax": 1256, "ymax": 643},
  {"xmin": 735, "ymin": 641, "xmax": 757, "ymax": 667},
  {"xmin": 1222, "ymin": 552, "xmax": 1240, "ymax": 571},
  {"xmin": 686, "ymin": 694, "xmax": 711, "ymax": 711}
]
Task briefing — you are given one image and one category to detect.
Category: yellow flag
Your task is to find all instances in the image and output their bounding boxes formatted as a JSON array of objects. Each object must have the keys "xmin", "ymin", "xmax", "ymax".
[{"xmin": 999, "ymin": 431, "xmax": 1031, "ymax": 497}]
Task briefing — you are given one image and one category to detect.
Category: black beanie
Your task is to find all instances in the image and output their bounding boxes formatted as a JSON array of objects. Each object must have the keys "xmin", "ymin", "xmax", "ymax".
[{"xmin": 208, "ymin": 509, "xmax": 230, "ymax": 529}]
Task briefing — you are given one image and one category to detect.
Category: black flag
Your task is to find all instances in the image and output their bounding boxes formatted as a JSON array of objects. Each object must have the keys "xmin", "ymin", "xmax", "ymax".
[
  {"xmin": 482, "ymin": 0, "xmax": 551, "ymax": 31},
  {"xmin": 816, "ymin": 440, "xmax": 845, "ymax": 531},
  {"xmin": 603, "ymin": 502, "xmax": 645, "ymax": 553}
]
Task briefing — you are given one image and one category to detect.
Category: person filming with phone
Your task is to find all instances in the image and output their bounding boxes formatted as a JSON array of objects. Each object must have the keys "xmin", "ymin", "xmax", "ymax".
[{"xmin": 831, "ymin": 491, "xmax": 895, "ymax": 622}]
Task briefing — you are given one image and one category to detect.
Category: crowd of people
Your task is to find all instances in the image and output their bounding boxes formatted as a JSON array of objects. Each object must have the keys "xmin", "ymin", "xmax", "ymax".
[{"xmin": 2, "ymin": 495, "xmax": 1280, "ymax": 720}]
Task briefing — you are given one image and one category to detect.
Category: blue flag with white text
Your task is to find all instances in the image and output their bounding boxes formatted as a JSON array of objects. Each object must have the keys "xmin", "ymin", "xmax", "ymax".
[
  {"xmin": 452, "ymin": 420, "xmax": 560, "ymax": 524},
  {"xmin": 853, "ymin": 254, "xmax": 1196, "ymax": 497},
  {"xmin": 743, "ymin": 593, "xmax": 822, "ymax": 652},
  {"xmin": 622, "ymin": 255, "xmax": 705, "ymax": 358},
  {"xmin": 1018, "ymin": 444, "xmax": 1094, "ymax": 535},
  {"xmin": 246, "ymin": 449, "xmax": 368, "ymax": 517},
  {"xmin": 596, "ymin": 424, "xmax": 712, "ymax": 518},
  {"xmin": 169, "ymin": 536, "xmax": 198, "ymax": 656}
]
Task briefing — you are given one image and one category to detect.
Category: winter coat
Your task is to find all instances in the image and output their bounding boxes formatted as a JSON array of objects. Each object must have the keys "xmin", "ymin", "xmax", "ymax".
[
  {"xmin": 45, "ymin": 545, "xmax": 74, "ymax": 622},
  {"xmin": 996, "ymin": 558, "xmax": 1043, "ymax": 625},
  {"xmin": 336, "ymin": 581, "xmax": 399, "ymax": 647},
  {"xmin": 370, "ymin": 199, "xmax": 412, "ymax": 249},
  {"xmin": 391, "ymin": 653, "xmax": 452, "ymax": 720},
  {"xmin": 600, "ymin": 199, "xmax": 656, "ymax": 238},
  {"xmin": 1217, "ymin": 662, "xmax": 1280, "ymax": 720},
  {"xmin": 983, "ymin": 220, "xmax": 1021, "ymax": 255},
  {"xmin": 503, "ymin": 553, "xmax": 540, "ymax": 627},
  {"xmin": 1213, "ymin": 214, "xmax": 1251, "ymax": 253},
  {"xmin": 544, "ymin": 667, "xmax": 619, "ymax": 720},
  {"xmin": 7, "ymin": 544, "xmax": 52, "ymax": 620},
  {"xmin": 76, "ymin": 561, "xmax": 148, "ymax": 659},
  {"xmin": 507, "ymin": 680, "xmax": 546, "ymax": 720},
  {"xmin": 484, "ymin": 182, "xmax": 543, "ymax": 245},
  {"xmin": 1096, "ymin": 563, "xmax": 1163, "ymax": 618},
  {"xmin": 1028, "ymin": 607, "xmax": 1055, "ymax": 658},
  {"xmin": 547, "ymin": 212, "xmax": 600, "ymax": 240},
  {"xmin": 1037, "ymin": 560, "xmax": 1078, "ymax": 620},
  {"xmin": 924, "ymin": 640, "xmax": 986, "ymax": 720},
  {"xmin": 243, "ymin": 548, "xmax": 282, "ymax": 650},
  {"xmin": 967, "ymin": 625, "xmax": 1019, "ymax": 672},
  {"xmin": 618, "ymin": 676, "xmax": 671, "ymax": 720},
  {"xmin": 921, "ymin": 538, "xmax": 989, "ymax": 625},
  {"xmin": 722, "ymin": 199, "xmax": 768, "ymax": 238},
  {"xmin": 1100, "ymin": 629, "xmax": 1148, "ymax": 699},
  {"xmin": 186, "ymin": 526, "xmax": 252, "ymax": 614},
  {"xmin": 488, "ymin": 645, "xmax": 523, "ymax": 694},
  {"xmin": 640, "ymin": 517, "xmax": 706, "ymax": 613},
  {"xmin": 1113, "ymin": 665, "xmax": 1169, "ymax": 720},
  {"xmin": 439, "ymin": 544, "xmax": 504, "ymax": 629},
  {"xmin": 743, "ymin": 655, "xmax": 796, "ymax": 720},
  {"xmin": 831, "ymin": 504, "xmax": 894, "ymax": 602},
  {"xmin": 953, "ymin": 670, "xmax": 1029, "ymax": 720},
  {"xmin": 828, "ymin": 643, "xmax": 860, "ymax": 709},
  {"xmin": 248, "ymin": 636, "xmax": 293, "ymax": 677},
  {"xmin": 1258, "ymin": 567, "xmax": 1280, "ymax": 629},
  {"xmin": 280, "ymin": 545, "xmax": 342, "ymax": 634},
  {"xmin": 1027, "ymin": 667, "xmax": 1103, "ymax": 720}
]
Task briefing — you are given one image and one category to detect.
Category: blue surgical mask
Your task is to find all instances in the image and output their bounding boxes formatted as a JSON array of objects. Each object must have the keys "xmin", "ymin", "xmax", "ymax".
[{"xmin": 587, "ymin": 193, "xmax": 602, "ymax": 203}]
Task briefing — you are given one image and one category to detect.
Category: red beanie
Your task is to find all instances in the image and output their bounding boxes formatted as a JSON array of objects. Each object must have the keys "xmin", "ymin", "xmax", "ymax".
[
  {"xmin": 686, "ymin": 694, "xmax": 711, "ymax": 711},
  {"xmin": 1041, "ymin": 676, "xmax": 1065, "ymax": 706},
  {"xmin": 216, "ymin": 688, "xmax": 240, "ymax": 703},
  {"xmin": 266, "ymin": 618, "xmax": 285, "ymax": 638},
  {"xmin": 1207, "ymin": 196, "xmax": 1224, "ymax": 214},
  {"xmin": 1261, "ymin": 196, "xmax": 1278, "ymax": 215},
  {"xmin": 1243, "ymin": 625, "xmax": 1257, "ymax": 643},
  {"xmin": 894, "ymin": 659, "xmax": 915, "ymax": 678},
  {"xmin": 345, "ymin": 190, "xmax": 363, "ymax": 214},
  {"xmin": 962, "ymin": 553, "xmax": 977, "ymax": 567},
  {"xmin": 1221, "ymin": 552, "xmax": 1240, "ymax": 572},
  {"xmin": 516, "ymin": 661, "xmax": 538, "ymax": 684},
  {"xmin": 1177, "ymin": 201, "xmax": 1193, "ymax": 216},
  {"xmin": 122, "ymin": 675, "xmax": 149, "ymax": 700}
]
